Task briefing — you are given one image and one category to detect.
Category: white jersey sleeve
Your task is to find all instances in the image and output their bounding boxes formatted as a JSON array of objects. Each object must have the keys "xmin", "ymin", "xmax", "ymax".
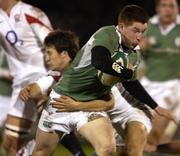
[
  {"xmin": 36, "ymin": 76, "xmax": 55, "ymax": 94},
  {"xmin": 24, "ymin": 5, "xmax": 52, "ymax": 43}
]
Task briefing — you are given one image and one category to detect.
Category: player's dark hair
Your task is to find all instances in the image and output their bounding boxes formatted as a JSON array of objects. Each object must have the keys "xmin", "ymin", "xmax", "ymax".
[
  {"xmin": 118, "ymin": 5, "xmax": 148, "ymax": 26},
  {"xmin": 44, "ymin": 29, "xmax": 79, "ymax": 60},
  {"xmin": 155, "ymin": 0, "xmax": 161, "ymax": 5}
]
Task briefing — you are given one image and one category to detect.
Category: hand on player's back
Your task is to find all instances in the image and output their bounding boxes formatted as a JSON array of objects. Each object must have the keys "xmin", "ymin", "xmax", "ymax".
[
  {"xmin": 155, "ymin": 106, "xmax": 177, "ymax": 124},
  {"xmin": 19, "ymin": 86, "xmax": 31, "ymax": 102}
]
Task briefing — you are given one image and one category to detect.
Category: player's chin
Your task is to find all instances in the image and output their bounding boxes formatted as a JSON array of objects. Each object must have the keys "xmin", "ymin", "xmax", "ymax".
[
  {"xmin": 132, "ymin": 42, "xmax": 139, "ymax": 48},
  {"xmin": 132, "ymin": 43, "xmax": 138, "ymax": 49},
  {"xmin": 49, "ymin": 65, "xmax": 55, "ymax": 71},
  {"xmin": 127, "ymin": 43, "xmax": 135, "ymax": 49},
  {"xmin": 46, "ymin": 63, "xmax": 51, "ymax": 68}
]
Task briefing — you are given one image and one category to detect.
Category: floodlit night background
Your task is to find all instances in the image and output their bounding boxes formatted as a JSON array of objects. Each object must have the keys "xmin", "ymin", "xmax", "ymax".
[{"xmin": 23, "ymin": 0, "xmax": 157, "ymax": 46}]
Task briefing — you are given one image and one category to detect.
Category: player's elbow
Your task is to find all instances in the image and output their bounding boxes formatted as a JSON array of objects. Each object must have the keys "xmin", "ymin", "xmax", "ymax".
[
  {"xmin": 91, "ymin": 56, "xmax": 102, "ymax": 70},
  {"xmin": 91, "ymin": 46, "xmax": 106, "ymax": 70}
]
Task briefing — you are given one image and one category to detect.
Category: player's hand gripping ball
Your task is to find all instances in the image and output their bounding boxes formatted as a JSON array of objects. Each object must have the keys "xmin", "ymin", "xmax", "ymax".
[{"xmin": 98, "ymin": 51, "xmax": 129, "ymax": 86}]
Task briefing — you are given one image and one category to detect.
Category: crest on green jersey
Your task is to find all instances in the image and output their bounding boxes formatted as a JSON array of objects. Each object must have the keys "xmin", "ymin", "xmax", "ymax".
[{"xmin": 112, "ymin": 51, "xmax": 128, "ymax": 65}]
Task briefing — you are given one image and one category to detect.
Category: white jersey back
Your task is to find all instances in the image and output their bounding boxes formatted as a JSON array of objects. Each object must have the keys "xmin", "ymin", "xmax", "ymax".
[{"xmin": 0, "ymin": 1, "xmax": 52, "ymax": 86}]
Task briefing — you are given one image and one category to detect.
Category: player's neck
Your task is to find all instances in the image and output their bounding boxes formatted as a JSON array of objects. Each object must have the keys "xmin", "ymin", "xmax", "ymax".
[
  {"xmin": 120, "ymin": 34, "xmax": 130, "ymax": 51},
  {"xmin": 1, "ymin": 0, "xmax": 18, "ymax": 15},
  {"xmin": 61, "ymin": 64, "xmax": 70, "ymax": 73},
  {"xmin": 160, "ymin": 18, "xmax": 176, "ymax": 30},
  {"xmin": 121, "ymin": 43, "xmax": 129, "ymax": 51}
]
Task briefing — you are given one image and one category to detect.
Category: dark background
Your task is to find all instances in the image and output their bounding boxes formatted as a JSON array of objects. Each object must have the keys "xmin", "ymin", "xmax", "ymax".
[{"xmin": 23, "ymin": 0, "xmax": 157, "ymax": 46}]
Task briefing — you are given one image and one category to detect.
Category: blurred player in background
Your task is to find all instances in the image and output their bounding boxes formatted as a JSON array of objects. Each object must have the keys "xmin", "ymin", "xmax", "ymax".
[{"xmin": 139, "ymin": 0, "xmax": 180, "ymax": 155}]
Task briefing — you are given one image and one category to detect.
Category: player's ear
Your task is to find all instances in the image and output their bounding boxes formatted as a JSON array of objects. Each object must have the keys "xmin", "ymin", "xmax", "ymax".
[
  {"xmin": 118, "ymin": 23, "xmax": 124, "ymax": 32},
  {"xmin": 61, "ymin": 50, "xmax": 69, "ymax": 58}
]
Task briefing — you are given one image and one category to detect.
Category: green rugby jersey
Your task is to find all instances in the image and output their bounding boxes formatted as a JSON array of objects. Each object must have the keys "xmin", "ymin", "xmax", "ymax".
[
  {"xmin": 53, "ymin": 26, "xmax": 140, "ymax": 101},
  {"xmin": 0, "ymin": 54, "xmax": 12, "ymax": 96},
  {"xmin": 144, "ymin": 15, "xmax": 180, "ymax": 81}
]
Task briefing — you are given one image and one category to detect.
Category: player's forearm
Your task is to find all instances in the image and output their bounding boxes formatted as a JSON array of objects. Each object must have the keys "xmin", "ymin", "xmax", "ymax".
[
  {"xmin": 76, "ymin": 98, "xmax": 114, "ymax": 112},
  {"xmin": 52, "ymin": 95, "xmax": 114, "ymax": 112},
  {"xmin": 122, "ymin": 80, "xmax": 158, "ymax": 109},
  {"xmin": 19, "ymin": 83, "xmax": 43, "ymax": 102},
  {"xmin": 91, "ymin": 46, "xmax": 133, "ymax": 80}
]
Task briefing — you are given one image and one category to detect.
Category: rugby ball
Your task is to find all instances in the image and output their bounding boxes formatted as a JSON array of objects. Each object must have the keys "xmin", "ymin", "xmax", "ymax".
[{"xmin": 97, "ymin": 51, "xmax": 128, "ymax": 86}]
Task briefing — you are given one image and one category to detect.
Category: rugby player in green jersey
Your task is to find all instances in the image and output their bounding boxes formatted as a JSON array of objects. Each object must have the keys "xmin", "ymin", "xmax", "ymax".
[
  {"xmin": 48, "ymin": 5, "xmax": 176, "ymax": 156},
  {"xmin": 139, "ymin": 0, "xmax": 180, "ymax": 154},
  {"xmin": 33, "ymin": 5, "xmax": 149, "ymax": 156}
]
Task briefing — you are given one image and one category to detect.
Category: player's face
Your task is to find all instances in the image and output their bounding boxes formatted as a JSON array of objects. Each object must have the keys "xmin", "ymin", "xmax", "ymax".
[
  {"xmin": 119, "ymin": 22, "xmax": 147, "ymax": 49},
  {"xmin": 0, "ymin": 0, "xmax": 16, "ymax": 8},
  {"xmin": 44, "ymin": 45, "xmax": 70, "ymax": 72},
  {"xmin": 157, "ymin": 0, "xmax": 178, "ymax": 24},
  {"xmin": 0, "ymin": 0, "xmax": 5, "ymax": 7}
]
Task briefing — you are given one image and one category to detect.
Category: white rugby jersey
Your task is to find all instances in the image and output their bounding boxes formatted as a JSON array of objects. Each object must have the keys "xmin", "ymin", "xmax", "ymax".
[{"xmin": 0, "ymin": 1, "xmax": 52, "ymax": 86}]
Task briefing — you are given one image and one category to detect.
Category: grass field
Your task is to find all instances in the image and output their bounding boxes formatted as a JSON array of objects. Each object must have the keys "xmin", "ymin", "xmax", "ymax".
[
  {"xmin": 1, "ymin": 139, "xmax": 180, "ymax": 156},
  {"xmin": 0, "ymin": 138, "xmax": 94, "ymax": 156},
  {"xmin": 53, "ymin": 143, "xmax": 94, "ymax": 156},
  {"xmin": 53, "ymin": 144, "xmax": 180, "ymax": 156}
]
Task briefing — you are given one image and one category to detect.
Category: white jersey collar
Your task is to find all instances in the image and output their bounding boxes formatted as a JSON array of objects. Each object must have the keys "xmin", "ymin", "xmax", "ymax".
[
  {"xmin": 150, "ymin": 14, "xmax": 180, "ymax": 35},
  {"xmin": 115, "ymin": 25, "xmax": 122, "ymax": 45},
  {"xmin": 150, "ymin": 14, "xmax": 180, "ymax": 25}
]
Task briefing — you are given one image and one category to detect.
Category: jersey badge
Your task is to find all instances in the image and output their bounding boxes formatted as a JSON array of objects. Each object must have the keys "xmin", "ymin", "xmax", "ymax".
[
  {"xmin": 14, "ymin": 14, "xmax": 21, "ymax": 22},
  {"xmin": 43, "ymin": 120, "xmax": 52, "ymax": 129}
]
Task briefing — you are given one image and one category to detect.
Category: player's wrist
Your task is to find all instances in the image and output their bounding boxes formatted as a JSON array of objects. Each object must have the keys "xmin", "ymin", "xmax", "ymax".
[
  {"xmin": 154, "ymin": 106, "xmax": 162, "ymax": 115},
  {"xmin": 75, "ymin": 101, "xmax": 83, "ymax": 111}
]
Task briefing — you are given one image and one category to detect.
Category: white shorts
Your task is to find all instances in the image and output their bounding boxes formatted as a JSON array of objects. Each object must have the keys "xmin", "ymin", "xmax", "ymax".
[
  {"xmin": 0, "ymin": 95, "xmax": 11, "ymax": 128},
  {"xmin": 38, "ymin": 90, "xmax": 108, "ymax": 134},
  {"xmin": 108, "ymin": 86, "xmax": 152, "ymax": 136},
  {"xmin": 141, "ymin": 77, "xmax": 180, "ymax": 123}
]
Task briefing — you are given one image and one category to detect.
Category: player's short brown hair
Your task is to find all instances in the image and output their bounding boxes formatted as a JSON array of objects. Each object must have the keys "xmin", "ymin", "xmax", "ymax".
[
  {"xmin": 118, "ymin": 5, "xmax": 149, "ymax": 26},
  {"xmin": 44, "ymin": 29, "xmax": 79, "ymax": 60}
]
